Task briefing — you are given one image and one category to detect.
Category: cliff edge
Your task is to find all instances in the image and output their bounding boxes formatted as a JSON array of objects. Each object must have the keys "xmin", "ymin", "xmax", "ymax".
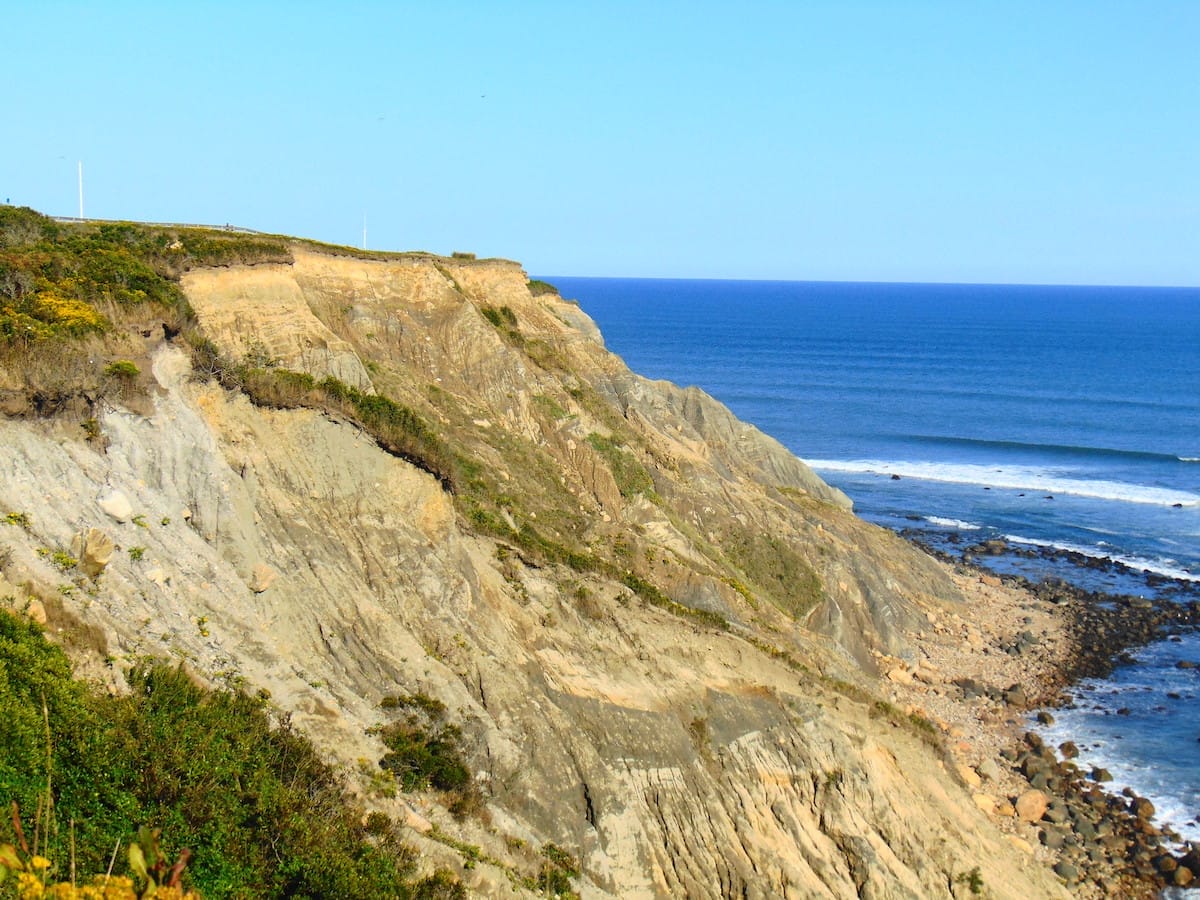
[{"xmin": 0, "ymin": 226, "xmax": 1069, "ymax": 898}]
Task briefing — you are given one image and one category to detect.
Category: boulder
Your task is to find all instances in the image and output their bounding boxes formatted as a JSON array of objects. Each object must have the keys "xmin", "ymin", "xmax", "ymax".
[
  {"xmin": 24, "ymin": 598, "xmax": 47, "ymax": 626},
  {"xmin": 1132, "ymin": 797, "xmax": 1156, "ymax": 819},
  {"xmin": 1053, "ymin": 861, "xmax": 1078, "ymax": 883},
  {"xmin": 97, "ymin": 489, "xmax": 133, "ymax": 523},
  {"xmin": 1175, "ymin": 866, "xmax": 1195, "ymax": 887},
  {"xmin": 957, "ymin": 764, "xmax": 982, "ymax": 788},
  {"xmin": 1015, "ymin": 789, "xmax": 1050, "ymax": 823},
  {"xmin": 250, "ymin": 563, "xmax": 277, "ymax": 593},
  {"xmin": 976, "ymin": 758, "xmax": 1001, "ymax": 782},
  {"xmin": 70, "ymin": 528, "xmax": 115, "ymax": 578}
]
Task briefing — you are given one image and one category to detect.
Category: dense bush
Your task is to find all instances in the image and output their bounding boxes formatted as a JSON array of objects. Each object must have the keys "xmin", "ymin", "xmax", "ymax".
[
  {"xmin": 0, "ymin": 207, "xmax": 289, "ymax": 350},
  {"xmin": 0, "ymin": 611, "xmax": 441, "ymax": 898}
]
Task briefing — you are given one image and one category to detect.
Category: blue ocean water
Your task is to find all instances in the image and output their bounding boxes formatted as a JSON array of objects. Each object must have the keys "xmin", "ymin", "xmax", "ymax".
[{"xmin": 551, "ymin": 275, "xmax": 1200, "ymax": 840}]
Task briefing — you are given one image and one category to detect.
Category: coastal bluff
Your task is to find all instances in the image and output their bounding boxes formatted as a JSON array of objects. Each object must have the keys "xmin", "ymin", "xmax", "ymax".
[{"xmin": 0, "ymin": 240, "xmax": 1070, "ymax": 897}]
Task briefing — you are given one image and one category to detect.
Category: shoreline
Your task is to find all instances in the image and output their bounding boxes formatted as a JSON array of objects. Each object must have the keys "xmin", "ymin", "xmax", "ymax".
[{"xmin": 885, "ymin": 543, "xmax": 1200, "ymax": 896}]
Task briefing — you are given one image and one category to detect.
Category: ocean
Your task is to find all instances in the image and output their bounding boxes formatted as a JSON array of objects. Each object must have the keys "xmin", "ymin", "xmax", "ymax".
[{"xmin": 551, "ymin": 275, "xmax": 1200, "ymax": 844}]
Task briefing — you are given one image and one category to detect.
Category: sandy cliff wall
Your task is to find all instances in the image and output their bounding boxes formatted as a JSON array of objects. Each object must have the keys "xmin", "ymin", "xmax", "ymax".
[{"xmin": 0, "ymin": 248, "xmax": 1068, "ymax": 898}]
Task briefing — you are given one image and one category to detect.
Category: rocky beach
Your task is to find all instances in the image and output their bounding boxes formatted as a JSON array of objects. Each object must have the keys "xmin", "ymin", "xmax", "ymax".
[{"xmin": 888, "ymin": 546, "xmax": 1200, "ymax": 897}]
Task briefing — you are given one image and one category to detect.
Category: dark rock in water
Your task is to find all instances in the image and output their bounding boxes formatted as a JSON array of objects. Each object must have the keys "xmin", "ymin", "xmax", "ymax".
[
  {"xmin": 1117, "ymin": 707, "xmax": 1132, "ymax": 716},
  {"xmin": 1036, "ymin": 710, "xmax": 1055, "ymax": 725},
  {"xmin": 1177, "ymin": 660, "xmax": 1197, "ymax": 669},
  {"xmin": 890, "ymin": 473, "xmax": 901, "ymax": 480},
  {"xmin": 1044, "ymin": 495, "xmax": 1055, "ymax": 500},
  {"xmin": 1058, "ymin": 741, "xmax": 1079, "ymax": 759},
  {"xmin": 1133, "ymin": 797, "xmax": 1156, "ymax": 819},
  {"xmin": 1157, "ymin": 855, "xmax": 1179, "ymax": 874},
  {"xmin": 1092, "ymin": 767, "xmax": 1113, "ymax": 782},
  {"xmin": 1175, "ymin": 866, "xmax": 1195, "ymax": 887},
  {"xmin": 1024, "ymin": 730, "xmax": 1044, "ymax": 750},
  {"xmin": 1174, "ymin": 503, "xmax": 1185, "ymax": 509}
]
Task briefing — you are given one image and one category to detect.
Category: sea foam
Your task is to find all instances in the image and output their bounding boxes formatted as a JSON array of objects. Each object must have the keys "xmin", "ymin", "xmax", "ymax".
[
  {"xmin": 804, "ymin": 458, "xmax": 1200, "ymax": 508},
  {"xmin": 1002, "ymin": 534, "xmax": 1200, "ymax": 583}
]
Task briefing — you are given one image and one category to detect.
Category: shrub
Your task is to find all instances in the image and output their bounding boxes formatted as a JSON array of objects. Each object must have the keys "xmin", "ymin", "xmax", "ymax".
[
  {"xmin": 479, "ymin": 305, "xmax": 517, "ymax": 328},
  {"xmin": 103, "ymin": 360, "xmax": 140, "ymax": 379},
  {"xmin": 0, "ymin": 612, "xmax": 420, "ymax": 897}
]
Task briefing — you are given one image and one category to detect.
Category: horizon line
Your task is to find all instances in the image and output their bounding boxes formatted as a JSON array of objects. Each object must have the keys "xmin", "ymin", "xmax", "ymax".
[{"xmin": 536, "ymin": 273, "xmax": 1200, "ymax": 291}]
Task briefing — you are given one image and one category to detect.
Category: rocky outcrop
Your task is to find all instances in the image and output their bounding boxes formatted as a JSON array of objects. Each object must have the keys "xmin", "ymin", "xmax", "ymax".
[{"xmin": 0, "ymin": 246, "xmax": 1070, "ymax": 897}]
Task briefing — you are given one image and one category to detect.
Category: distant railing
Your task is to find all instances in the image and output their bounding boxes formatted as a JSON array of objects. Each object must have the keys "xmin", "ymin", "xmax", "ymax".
[{"xmin": 50, "ymin": 215, "xmax": 265, "ymax": 235}]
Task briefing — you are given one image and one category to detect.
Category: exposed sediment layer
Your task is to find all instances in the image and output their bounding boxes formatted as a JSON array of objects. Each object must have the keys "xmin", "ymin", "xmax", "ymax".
[{"xmin": 0, "ymin": 242, "xmax": 1132, "ymax": 897}]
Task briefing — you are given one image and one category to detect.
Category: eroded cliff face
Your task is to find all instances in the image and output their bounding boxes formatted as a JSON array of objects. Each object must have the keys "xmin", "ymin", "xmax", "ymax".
[{"xmin": 0, "ymin": 247, "xmax": 1067, "ymax": 898}]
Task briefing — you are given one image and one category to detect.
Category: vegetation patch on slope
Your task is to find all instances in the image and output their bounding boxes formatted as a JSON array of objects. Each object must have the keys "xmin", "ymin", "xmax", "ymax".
[{"xmin": 0, "ymin": 611, "xmax": 464, "ymax": 899}]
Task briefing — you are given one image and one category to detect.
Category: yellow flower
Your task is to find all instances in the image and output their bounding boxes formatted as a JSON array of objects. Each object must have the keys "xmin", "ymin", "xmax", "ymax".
[
  {"xmin": 17, "ymin": 869, "xmax": 46, "ymax": 898},
  {"xmin": 30, "ymin": 855, "xmax": 52, "ymax": 869}
]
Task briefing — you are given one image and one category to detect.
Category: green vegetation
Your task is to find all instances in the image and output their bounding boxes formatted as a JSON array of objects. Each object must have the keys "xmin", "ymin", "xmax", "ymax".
[
  {"xmin": 721, "ymin": 525, "xmax": 823, "ymax": 619},
  {"xmin": 586, "ymin": 433, "xmax": 654, "ymax": 497},
  {"xmin": 103, "ymin": 360, "xmax": 141, "ymax": 379},
  {"xmin": 479, "ymin": 305, "xmax": 517, "ymax": 328},
  {"xmin": 0, "ymin": 207, "xmax": 291, "ymax": 414},
  {"xmin": 219, "ymin": 366, "xmax": 457, "ymax": 490},
  {"xmin": 3, "ymin": 512, "xmax": 31, "ymax": 530},
  {"xmin": 377, "ymin": 693, "xmax": 482, "ymax": 822},
  {"xmin": 956, "ymin": 866, "xmax": 984, "ymax": 895},
  {"xmin": 0, "ymin": 207, "xmax": 289, "ymax": 350},
  {"xmin": 0, "ymin": 610, "xmax": 464, "ymax": 898},
  {"xmin": 536, "ymin": 842, "xmax": 580, "ymax": 898},
  {"xmin": 526, "ymin": 279, "xmax": 558, "ymax": 297}
]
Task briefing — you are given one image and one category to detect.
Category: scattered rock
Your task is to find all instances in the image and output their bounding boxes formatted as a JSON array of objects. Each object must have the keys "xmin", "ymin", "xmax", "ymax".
[
  {"xmin": 1004, "ymin": 684, "xmax": 1028, "ymax": 707},
  {"xmin": 972, "ymin": 793, "xmax": 996, "ymax": 814},
  {"xmin": 1052, "ymin": 860, "xmax": 1078, "ymax": 882},
  {"xmin": 886, "ymin": 666, "xmax": 914, "ymax": 685},
  {"xmin": 249, "ymin": 563, "xmax": 277, "ymax": 594},
  {"xmin": 70, "ymin": 527, "xmax": 115, "ymax": 578},
  {"xmin": 981, "ymin": 574, "xmax": 1002, "ymax": 587},
  {"xmin": 1015, "ymin": 789, "xmax": 1050, "ymax": 823},
  {"xmin": 1036, "ymin": 710, "xmax": 1055, "ymax": 725},
  {"xmin": 1175, "ymin": 866, "xmax": 1195, "ymax": 887},
  {"xmin": 97, "ymin": 489, "xmax": 133, "ymax": 523},
  {"xmin": 24, "ymin": 598, "xmax": 47, "ymax": 626},
  {"xmin": 957, "ymin": 764, "xmax": 982, "ymax": 788},
  {"xmin": 976, "ymin": 758, "xmax": 1001, "ymax": 782}
]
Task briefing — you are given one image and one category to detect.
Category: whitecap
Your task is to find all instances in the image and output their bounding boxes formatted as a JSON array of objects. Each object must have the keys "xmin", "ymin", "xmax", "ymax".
[
  {"xmin": 1002, "ymin": 534, "xmax": 1200, "ymax": 582},
  {"xmin": 924, "ymin": 516, "xmax": 982, "ymax": 530},
  {"xmin": 803, "ymin": 458, "xmax": 1200, "ymax": 508}
]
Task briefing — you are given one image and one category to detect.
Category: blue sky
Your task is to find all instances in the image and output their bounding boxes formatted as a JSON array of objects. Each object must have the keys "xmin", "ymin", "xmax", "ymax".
[{"xmin": 5, "ymin": 2, "xmax": 1197, "ymax": 285}]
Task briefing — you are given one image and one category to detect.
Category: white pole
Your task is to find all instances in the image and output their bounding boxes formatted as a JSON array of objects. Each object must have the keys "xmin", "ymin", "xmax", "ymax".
[{"xmin": 78, "ymin": 161, "xmax": 84, "ymax": 219}]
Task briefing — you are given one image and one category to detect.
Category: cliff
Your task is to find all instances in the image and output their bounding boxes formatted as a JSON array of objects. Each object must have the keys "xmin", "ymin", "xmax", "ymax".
[{"xmin": 0, "ymin": 228, "xmax": 1070, "ymax": 897}]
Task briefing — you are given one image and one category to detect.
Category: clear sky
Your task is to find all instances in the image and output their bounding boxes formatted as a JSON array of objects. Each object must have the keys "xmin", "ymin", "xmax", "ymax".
[{"xmin": 5, "ymin": 2, "xmax": 1197, "ymax": 285}]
